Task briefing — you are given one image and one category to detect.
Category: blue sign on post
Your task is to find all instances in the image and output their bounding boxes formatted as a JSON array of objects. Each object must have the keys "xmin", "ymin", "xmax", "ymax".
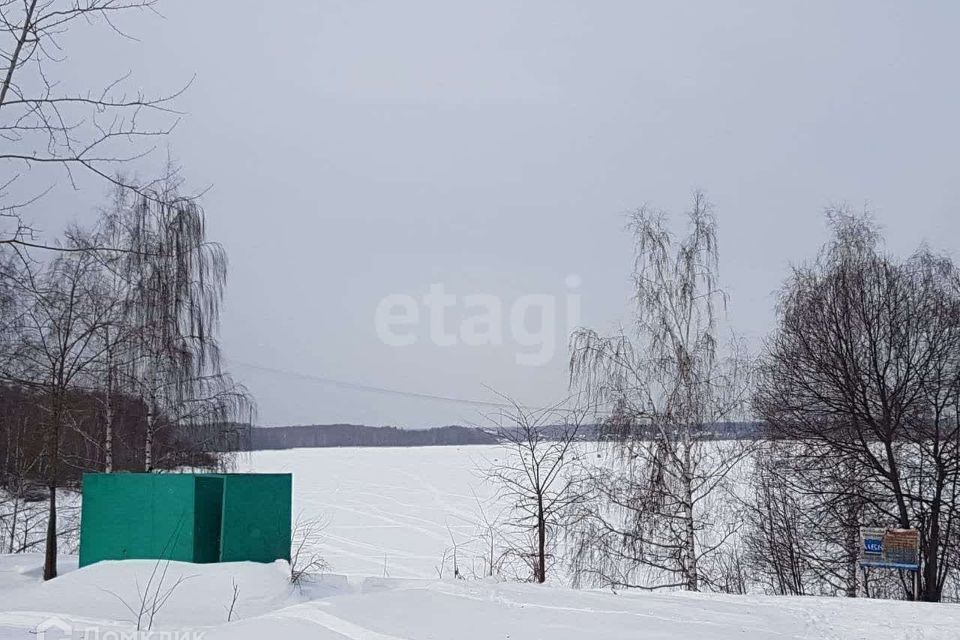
[{"xmin": 859, "ymin": 527, "xmax": 919, "ymax": 571}]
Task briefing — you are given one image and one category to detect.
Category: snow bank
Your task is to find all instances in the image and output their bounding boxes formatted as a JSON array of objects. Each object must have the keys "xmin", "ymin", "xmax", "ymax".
[
  {"xmin": 0, "ymin": 554, "xmax": 78, "ymax": 594},
  {"xmin": 3, "ymin": 556, "xmax": 960, "ymax": 639},
  {"xmin": 205, "ymin": 578, "xmax": 960, "ymax": 640},
  {"xmin": 0, "ymin": 555, "xmax": 299, "ymax": 630}
]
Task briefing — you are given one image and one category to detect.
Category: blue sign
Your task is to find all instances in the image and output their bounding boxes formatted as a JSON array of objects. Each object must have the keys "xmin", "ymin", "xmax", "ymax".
[
  {"xmin": 859, "ymin": 527, "xmax": 919, "ymax": 570},
  {"xmin": 864, "ymin": 538, "xmax": 883, "ymax": 554}
]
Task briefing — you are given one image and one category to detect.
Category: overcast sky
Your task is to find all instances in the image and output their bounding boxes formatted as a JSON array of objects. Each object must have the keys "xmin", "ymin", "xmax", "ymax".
[{"xmin": 33, "ymin": 1, "xmax": 960, "ymax": 427}]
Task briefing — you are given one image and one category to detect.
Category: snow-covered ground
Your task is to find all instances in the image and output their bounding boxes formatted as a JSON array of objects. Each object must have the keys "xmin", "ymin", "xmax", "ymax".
[
  {"xmin": 235, "ymin": 446, "xmax": 503, "ymax": 579},
  {"xmin": 1, "ymin": 446, "xmax": 959, "ymax": 639},
  {"xmin": 1, "ymin": 553, "xmax": 959, "ymax": 639}
]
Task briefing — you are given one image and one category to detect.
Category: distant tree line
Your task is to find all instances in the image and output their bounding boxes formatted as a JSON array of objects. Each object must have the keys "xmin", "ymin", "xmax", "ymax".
[
  {"xmin": 244, "ymin": 421, "xmax": 763, "ymax": 452},
  {"xmin": 0, "ymin": 383, "xmax": 237, "ymax": 486},
  {"xmin": 246, "ymin": 424, "xmax": 497, "ymax": 450}
]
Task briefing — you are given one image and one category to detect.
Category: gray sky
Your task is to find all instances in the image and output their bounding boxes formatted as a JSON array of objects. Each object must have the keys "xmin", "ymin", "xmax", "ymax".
[{"xmin": 33, "ymin": 1, "xmax": 960, "ymax": 427}]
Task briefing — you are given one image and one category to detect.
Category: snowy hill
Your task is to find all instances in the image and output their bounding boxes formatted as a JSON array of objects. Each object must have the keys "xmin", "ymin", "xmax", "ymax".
[{"xmin": 0, "ymin": 554, "xmax": 958, "ymax": 639}]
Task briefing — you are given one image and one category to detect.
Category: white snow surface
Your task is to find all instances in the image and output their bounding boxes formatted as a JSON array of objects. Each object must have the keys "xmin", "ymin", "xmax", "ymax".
[
  {"xmin": 1, "ymin": 554, "xmax": 959, "ymax": 639},
  {"xmin": 0, "ymin": 446, "xmax": 958, "ymax": 639},
  {"xmin": 234, "ymin": 446, "xmax": 503, "ymax": 579}
]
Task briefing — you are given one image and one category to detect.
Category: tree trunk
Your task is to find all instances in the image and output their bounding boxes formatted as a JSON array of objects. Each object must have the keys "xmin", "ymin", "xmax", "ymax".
[
  {"xmin": 537, "ymin": 493, "xmax": 546, "ymax": 583},
  {"xmin": 104, "ymin": 410, "xmax": 113, "ymax": 473},
  {"xmin": 922, "ymin": 514, "xmax": 941, "ymax": 602},
  {"xmin": 43, "ymin": 399, "xmax": 61, "ymax": 581},
  {"xmin": 918, "ymin": 464, "xmax": 947, "ymax": 603},
  {"xmin": 683, "ymin": 443, "xmax": 699, "ymax": 591},
  {"xmin": 883, "ymin": 440, "xmax": 911, "ymax": 530},
  {"xmin": 43, "ymin": 485, "xmax": 57, "ymax": 580},
  {"xmin": 144, "ymin": 404, "xmax": 154, "ymax": 472},
  {"xmin": 8, "ymin": 429, "xmax": 22, "ymax": 554},
  {"xmin": 104, "ymin": 361, "xmax": 114, "ymax": 472},
  {"xmin": 8, "ymin": 494, "xmax": 19, "ymax": 554},
  {"xmin": 845, "ymin": 522, "xmax": 858, "ymax": 597}
]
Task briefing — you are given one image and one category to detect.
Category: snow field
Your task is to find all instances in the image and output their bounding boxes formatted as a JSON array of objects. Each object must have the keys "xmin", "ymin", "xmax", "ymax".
[{"xmin": 0, "ymin": 446, "xmax": 959, "ymax": 638}]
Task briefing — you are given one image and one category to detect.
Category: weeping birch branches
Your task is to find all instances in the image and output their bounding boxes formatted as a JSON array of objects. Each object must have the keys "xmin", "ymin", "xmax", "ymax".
[
  {"xmin": 568, "ymin": 192, "xmax": 752, "ymax": 591},
  {"xmin": 86, "ymin": 177, "xmax": 252, "ymax": 471},
  {"xmin": 0, "ymin": 173, "xmax": 253, "ymax": 581}
]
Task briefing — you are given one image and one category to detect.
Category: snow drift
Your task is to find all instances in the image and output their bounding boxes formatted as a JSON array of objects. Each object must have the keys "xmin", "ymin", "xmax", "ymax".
[{"xmin": 1, "ymin": 554, "xmax": 960, "ymax": 639}]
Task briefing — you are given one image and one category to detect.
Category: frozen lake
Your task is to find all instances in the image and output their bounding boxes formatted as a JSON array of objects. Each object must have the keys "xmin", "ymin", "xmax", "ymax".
[
  {"xmin": 237, "ymin": 445, "xmax": 503, "ymax": 578},
  {"xmin": 3, "ymin": 446, "xmax": 959, "ymax": 639}
]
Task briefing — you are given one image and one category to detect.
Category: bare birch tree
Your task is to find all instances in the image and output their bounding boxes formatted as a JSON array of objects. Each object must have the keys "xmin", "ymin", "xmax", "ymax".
[
  {"xmin": 0, "ymin": 172, "xmax": 251, "ymax": 578},
  {"xmin": 569, "ymin": 192, "xmax": 752, "ymax": 591},
  {"xmin": 88, "ymin": 176, "xmax": 252, "ymax": 472}
]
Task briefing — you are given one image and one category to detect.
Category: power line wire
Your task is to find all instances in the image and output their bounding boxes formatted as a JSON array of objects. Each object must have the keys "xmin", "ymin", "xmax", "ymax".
[{"xmin": 226, "ymin": 358, "xmax": 521, "ymax": 410}]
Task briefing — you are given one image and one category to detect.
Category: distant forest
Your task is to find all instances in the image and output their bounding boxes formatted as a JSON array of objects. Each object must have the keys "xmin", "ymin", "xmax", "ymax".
[
  {"xmin": 246, "ymin": 424, "xmax": 499, "ymax": 450},
  {"xmin": 244, "ymin": 422, "xmax": 762, "ymax": 451}
]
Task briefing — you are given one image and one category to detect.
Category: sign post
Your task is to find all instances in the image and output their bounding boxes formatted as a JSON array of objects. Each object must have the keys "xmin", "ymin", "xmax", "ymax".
[{"xmin": 858, "ymin": 527, "xmax": 920, "ymax": 599}]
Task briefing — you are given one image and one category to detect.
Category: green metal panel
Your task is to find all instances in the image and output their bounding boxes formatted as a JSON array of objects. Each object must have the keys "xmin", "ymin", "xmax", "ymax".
[
  {"xmin": 192, "ymin": 475, "xmax": 224, "ymax": 563},
  {"xmin": 79, "ymin": 473, "xmax": 196, "ymax": 567},
  {"xmin": 218, "ymin": 474, "xmax": 292, "ymax": 563},
  {"xmin": 79, "ymin": 472, "xmax": 292, "ymax": 567}
]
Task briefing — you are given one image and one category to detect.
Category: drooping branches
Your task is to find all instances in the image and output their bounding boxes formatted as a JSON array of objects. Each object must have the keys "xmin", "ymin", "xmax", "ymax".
[
  {"xmin": 0, "ymin": 174, "xmax": 253, "ymax": 580},
  {"xmin": 568, "ymin": 192, "xmax": 753, "ymax": 592},
  {"xmin": 85, "ymin": 177, "xmax": 252, "ymax": 471}
]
